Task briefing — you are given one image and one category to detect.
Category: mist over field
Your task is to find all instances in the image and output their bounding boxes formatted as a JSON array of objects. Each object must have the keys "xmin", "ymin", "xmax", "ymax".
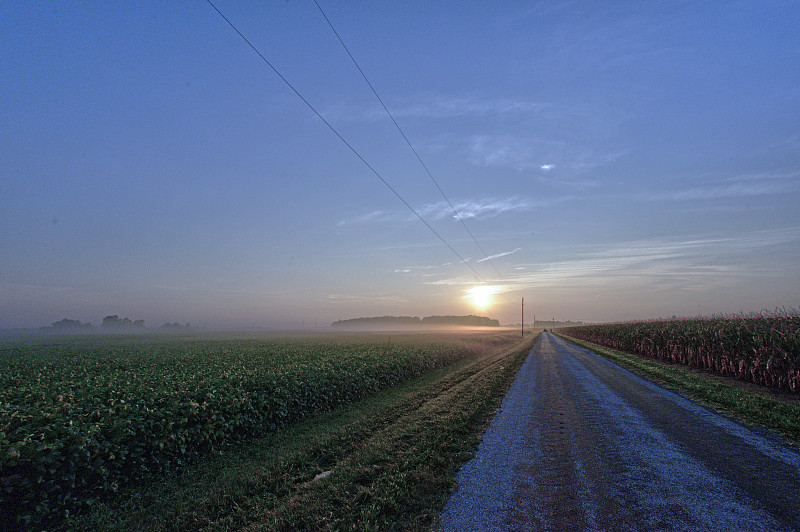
[{"xmin": 2, "ymin": 2, "xmax": 799, "ymax": 330}]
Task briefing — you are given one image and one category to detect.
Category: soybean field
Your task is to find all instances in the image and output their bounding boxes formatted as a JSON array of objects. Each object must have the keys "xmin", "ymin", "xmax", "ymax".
[{"xmin": 0, "ymin": 331, "xmax": 515, "ymax": 528}]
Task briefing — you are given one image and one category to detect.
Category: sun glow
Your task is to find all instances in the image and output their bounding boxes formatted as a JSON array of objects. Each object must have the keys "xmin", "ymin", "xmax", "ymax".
[{"xmin": 466, "ymin": 285, "xmax": 500, "ymax": 310}]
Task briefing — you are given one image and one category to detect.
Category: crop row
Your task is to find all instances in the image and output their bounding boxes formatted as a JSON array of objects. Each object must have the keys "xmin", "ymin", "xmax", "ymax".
[
  {"xmin": 558, "ymin": 309, "xmax": 800, "ymax": 393},
  {"xmin": 0, "ymin": 333, "xmax": 506, "ymax": 528}
]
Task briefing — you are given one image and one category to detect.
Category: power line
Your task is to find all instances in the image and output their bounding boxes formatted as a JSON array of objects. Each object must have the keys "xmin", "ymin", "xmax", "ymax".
[
  {"xmin": 312, "ymin": 0, "xmax": 507, "ymax": 284},
  {"xmin": 205, "ymin": 0, "xmax": 487, "ymax": 283}
]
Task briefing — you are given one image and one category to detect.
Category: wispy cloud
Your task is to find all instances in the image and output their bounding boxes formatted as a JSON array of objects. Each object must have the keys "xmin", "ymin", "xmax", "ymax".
[
  {"xmin": 322, "ymin": 95, "xmax": 551, "ymax": 122},
  {"xmin": 642, "ymin": 170, "xmax": 800, "ymax": 202},
  {"xmin": 336, "ymin": 209, "xmax": 396, "ymax": 226},
  {"xmin": 392, "ymin": 261, "xmax": 456, "ymax": 276},
  {"xmin": 338, "ymin": 196, "xmax": 540, "ymax": 226},
  {"xmin": 420, "ymin": 197, "xmax": 532, "ymax": 220},
  {"xmin": 327, "ymin": 293, "xmax": 410, "ymax": 304},
  {"xmin": 467, "ymin": 134, "xmax": 624, "ymax": 175},
  {"xmin": 478, "ymin": 247, "xmax": 522, "ymax": 263},
  {"xmin": 0, "ymin": 282, "xmax": 76, "ymax": 295},
  {"xmin": 512, "ymin": 229, "xmax": 800, "ymax": 291},
  {"xmin": 428, "ymin": 227, "xmax": 800, "ymax": 293},
  {"xmin": 390, "ymin": 96, "xmax": 551, "ymax": 119}
]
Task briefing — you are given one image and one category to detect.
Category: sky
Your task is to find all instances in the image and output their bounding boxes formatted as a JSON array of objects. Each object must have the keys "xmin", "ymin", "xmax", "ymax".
[{"xmin": 2, "ymin": 1, "xmax": 799, "ymax": 330}]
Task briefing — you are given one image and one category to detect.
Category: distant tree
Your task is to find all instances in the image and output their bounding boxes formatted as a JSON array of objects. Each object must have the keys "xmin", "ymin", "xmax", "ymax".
[
  {"xmin": 52, "ymin": 319, "xmax": 82, "ymax": 330},
  {"xmin": 40, "ymin": 319, "xmax": 93, "ymax": 333},
  {"xmin": 422, "ymin": 315, "xmax": 500, "ymax": 327},
  {"xmin": 332, "ymin": 316, "xmax": 422, "ymax": 328},
  {"xmin": 161, "ymin": 322, "xmax": 192, "ymax": 331},
  {"xmin": 102, "ymin": 315, "xmax": 144, "ymax": 330},
  {"xmin": 332, "ymin": 315, "xmax": 500, "ymax": 328},
  {"xmin": 102, "ymin": 315, "xmax": 122, "ymax": 329}
]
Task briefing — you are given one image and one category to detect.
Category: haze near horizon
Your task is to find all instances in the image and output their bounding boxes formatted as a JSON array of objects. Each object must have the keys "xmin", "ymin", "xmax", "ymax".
[{"xmin": 2, "ymin": 1, "xmax": 799, "ymax": 330}]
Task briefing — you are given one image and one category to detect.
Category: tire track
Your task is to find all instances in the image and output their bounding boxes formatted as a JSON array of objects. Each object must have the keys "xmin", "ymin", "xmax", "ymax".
[{"xmin": 439, "ymin": 332, "xmax": 800, "ymax": 531}]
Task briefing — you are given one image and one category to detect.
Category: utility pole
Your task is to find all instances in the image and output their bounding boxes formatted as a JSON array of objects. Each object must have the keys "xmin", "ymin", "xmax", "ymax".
[{"xmin": 521, "ymin": 297, "xmax": 524, "ymax": 338}]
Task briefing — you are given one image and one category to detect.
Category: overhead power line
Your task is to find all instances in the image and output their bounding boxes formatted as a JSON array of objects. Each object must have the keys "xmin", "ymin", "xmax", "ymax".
[
  {"xmin": 312, "ymin": 0, "xmax": 506, "ymax": 284},
  {"xmin": 205, "ymin": 0, "xmax": 487, "ymax": 283}
]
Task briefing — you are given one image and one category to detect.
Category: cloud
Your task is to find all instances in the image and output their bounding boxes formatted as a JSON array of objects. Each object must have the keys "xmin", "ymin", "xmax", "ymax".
[
  {"xmin": 385, "ymin": 261, "xmax": 470, "ymax": 284},
  {"xmin": 393, "ymin": 261, "xmax": 453, "ymax": 273},
  {"xmin": 390, "ymin": 96, "xmax": 551, "ymax": 119},
  {"xmin": 327, "ymin": 293, "xmax": 409, "ymax": 304},
  {"xmin": 421, "ymin": 197, "xmax": 532, "ymax": 221},
  {"xmin": 338, "ymin": 196, "xmax": 539, "ymax": 226},
  {"xmin": 643, "ymin": 170, "xmax": 800, "ymax": 202},
  {"xmin": 336, "ymin": 210, "xmax": 396, "ymax": 226},
  {"xmin": 7, "ymin": 282, "xmax": 75, "ymax": 293},
  {"xmin": 478, "ymin": 247, "xmax": 522, "ymax": 262},
  {"xmin": 323, "ymin": 95, "xmax": 551, "ymax": 122},
  {"xmin": 467, "ymin": 135, "xmax": 624, "ymax": 174},
  {"xmin": 427, "ymin": 227, "xmax": 800, "ymax": 293},
  {"xmin": 517, "ymin": 229, "xmax": 800, "ymax": 290}
]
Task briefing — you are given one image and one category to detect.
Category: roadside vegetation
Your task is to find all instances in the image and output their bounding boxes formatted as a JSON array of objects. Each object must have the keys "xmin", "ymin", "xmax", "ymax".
[
  {"xmin": 1, "ymin": 331, "xmax": 534, "ymax": 530},
  {"xmin": 556, "ymin": 332, "xmax": 800, "ymax": 449},
  {"xmin": 558, "ymin": 310, "xmax": 800, "ymax": 392}
]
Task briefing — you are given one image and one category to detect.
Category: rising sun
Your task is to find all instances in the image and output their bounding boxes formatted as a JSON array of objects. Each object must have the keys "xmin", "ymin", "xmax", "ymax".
[{"xmin": 466, "ymin": 285, "xmax": 500, "ymax": 310}]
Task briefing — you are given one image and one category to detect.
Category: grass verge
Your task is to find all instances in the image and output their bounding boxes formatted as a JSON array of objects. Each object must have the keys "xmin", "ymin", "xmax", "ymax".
[
  {"xmin": 558, "ymin": 333, "xmax": 800, "ymax": 449},
  {"xmin": 69, "ymin": 333, "xmax": 537, "ymax": 531}
]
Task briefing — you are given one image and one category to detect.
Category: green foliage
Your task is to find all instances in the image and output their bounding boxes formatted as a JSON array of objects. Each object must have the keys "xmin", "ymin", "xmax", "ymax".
[
  {"xmin": 66, "ymin": 332, "xmax": 533, "ymax": 531},
  {"xmin": 559, "ymin": 309, "xmax": 800, "ymax": 392},
  {"xmin": 0, "ymin": 334, "xmax": 488, "ymax": 528}
]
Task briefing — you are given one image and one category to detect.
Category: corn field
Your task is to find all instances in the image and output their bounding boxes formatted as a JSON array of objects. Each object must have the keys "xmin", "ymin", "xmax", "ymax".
[{"xmin": 558, "ymin": 309, "xmax": 800, "ymax": 393}]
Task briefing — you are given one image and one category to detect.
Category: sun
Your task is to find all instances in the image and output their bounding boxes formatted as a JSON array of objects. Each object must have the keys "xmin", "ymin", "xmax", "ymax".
[{"xmin": 466, "ymin": 285, "xmax": 500, "ymax": 310}]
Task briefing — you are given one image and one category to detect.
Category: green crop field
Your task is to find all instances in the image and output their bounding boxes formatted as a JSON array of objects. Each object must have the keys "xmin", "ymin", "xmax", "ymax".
[
  {"xmin": 558, "ymin": 309, "xmax": 800, "ymax": 392},
  {"xmin": 0, "ymin": 331, "xmax": 518, "ymax": 528}
]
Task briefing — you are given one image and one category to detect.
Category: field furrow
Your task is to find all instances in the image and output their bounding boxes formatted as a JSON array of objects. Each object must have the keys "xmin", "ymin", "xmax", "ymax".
[{"xmin": 0, "ymin": 332, "xmax": 521, "ymax": 528}]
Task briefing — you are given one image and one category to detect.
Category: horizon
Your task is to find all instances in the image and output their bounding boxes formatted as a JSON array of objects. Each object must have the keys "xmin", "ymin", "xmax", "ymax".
[
  {"xmin": 7, "ymin": 311, "xmax": 547, "ymax": 332},
  {"xmin": 3, "ymin": 2, "xmax": 799, "ymax": 330}
]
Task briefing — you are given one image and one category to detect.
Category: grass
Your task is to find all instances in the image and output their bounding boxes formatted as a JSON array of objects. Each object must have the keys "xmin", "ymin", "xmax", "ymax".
[
  {"xmin": 68, "ymin": 332, "xmax": 537, "ymax": 531},
  {"xmin": 558, "ymin": 333, "xmax": 800, "ymax": 449}
]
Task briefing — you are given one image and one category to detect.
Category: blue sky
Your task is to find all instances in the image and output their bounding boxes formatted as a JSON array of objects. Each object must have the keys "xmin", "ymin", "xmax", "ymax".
[{"xmin": 2, "ymin": 1, "xmax": 799, "ymax": 329}]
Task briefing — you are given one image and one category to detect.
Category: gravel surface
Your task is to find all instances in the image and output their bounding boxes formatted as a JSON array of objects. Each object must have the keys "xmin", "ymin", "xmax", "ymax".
[{"xmin": 439, "ymin": 332, "xmax": 800, "ymax": 531}]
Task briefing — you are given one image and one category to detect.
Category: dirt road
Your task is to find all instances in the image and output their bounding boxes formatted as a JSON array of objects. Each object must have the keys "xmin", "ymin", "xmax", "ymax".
[{"xmin": 439, "ymin": 332, "xmax": 800, "ymax": 531}]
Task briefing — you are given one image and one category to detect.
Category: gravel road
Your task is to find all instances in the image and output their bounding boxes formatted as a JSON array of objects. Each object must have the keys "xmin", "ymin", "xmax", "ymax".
[{"xmin": 439, "ymin": 332, "xmax": 800, "ymax": 531}]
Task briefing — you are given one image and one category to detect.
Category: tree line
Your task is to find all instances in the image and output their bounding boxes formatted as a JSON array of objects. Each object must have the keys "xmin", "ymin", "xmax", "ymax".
[
  {"xmin": 331, "ymin": 315, "xmax": 500, "ymax": 328},
  {"xmin": 39, "ymin": 316, "xmax": 191, "ymax": 333}
]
